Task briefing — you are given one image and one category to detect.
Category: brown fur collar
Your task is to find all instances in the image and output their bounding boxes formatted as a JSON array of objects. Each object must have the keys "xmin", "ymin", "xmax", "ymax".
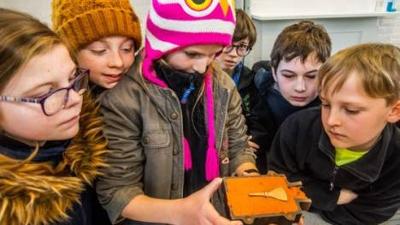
[{"xmin": 0, "ymin": 93, "xmax": 107, "ymax": 225}]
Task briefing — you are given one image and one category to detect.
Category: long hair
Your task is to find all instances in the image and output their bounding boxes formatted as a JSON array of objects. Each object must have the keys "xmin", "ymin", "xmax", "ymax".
[
  {"xmin": 0, "ymin": 8, "xmax": 61, "ymax": 92},
  {"xmin": 0, "ymin": 8, "xmax": 107, "ymax": 181},
  {"xmin": 65, "ymin": 90, "xmax": 108, "ymax": 184}
]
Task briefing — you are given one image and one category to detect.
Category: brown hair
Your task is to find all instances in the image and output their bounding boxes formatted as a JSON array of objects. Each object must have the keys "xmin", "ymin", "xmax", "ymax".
[
  {"xmin": 0, "ymin": 8, "xmax": 61, "ymax": 92},
  {"xmin": 270, "ymin": 20, "xmax": 331, "ymax": 71},
  {"xmin": 233, "ymin": 9, "xmax": 257, "ymax": 48},
  {"xmin": 318, "ymin": 43, "xmax": 400, "ymax": 105}
]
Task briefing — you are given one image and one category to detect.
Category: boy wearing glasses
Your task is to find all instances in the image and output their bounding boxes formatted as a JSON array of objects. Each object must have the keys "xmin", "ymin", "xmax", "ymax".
[
  {"xmin": 248, "ymin": 20, "xmax": 331, "ymax": 173},
  {"xmin": 215, "ymin": 9, "xmax": 257, "ymax": 117}
]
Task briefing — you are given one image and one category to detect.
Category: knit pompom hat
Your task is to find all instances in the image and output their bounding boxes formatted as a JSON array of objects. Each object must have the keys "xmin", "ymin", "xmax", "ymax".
[
  {"xmin": 142, "ymin": 0, "xmax": 236, "ymax": 181},
  {"xmin": 52, "ymin": 0, "xmax": 142, "ymax": 54}
]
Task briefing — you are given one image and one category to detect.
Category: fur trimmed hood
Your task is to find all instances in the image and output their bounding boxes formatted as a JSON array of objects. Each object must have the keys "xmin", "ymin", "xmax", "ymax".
[{"xmin": 0, "ymin": 93, "xmax": 108, "ymax": 225}]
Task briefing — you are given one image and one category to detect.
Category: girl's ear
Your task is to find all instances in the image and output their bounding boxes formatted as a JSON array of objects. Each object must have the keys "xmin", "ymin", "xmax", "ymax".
[{"xmin": 387, "ymin": 100, "xmax": 400, "ymax": 123}]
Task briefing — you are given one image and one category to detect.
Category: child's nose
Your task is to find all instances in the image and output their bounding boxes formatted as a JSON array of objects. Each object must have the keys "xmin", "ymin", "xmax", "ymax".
[
  {"xmin": 294, "ymin": 77, "xmax": 306, "ymax": 92},
  {"xmin": 64, "ymin": 89, "xmax": 82, "ymax": 109},
  {"xmin": 193, "ymin": 57, "xmax": 211, "ymax": 74},
  {"xmin": 327, "ymin": 110, "xmax": 341, "ymax": 126},
  {"xmin": 108, "ymin": 51, "xmax": 124, "ymax": 68}
]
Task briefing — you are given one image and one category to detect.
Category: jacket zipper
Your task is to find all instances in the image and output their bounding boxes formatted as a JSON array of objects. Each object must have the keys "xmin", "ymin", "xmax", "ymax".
[{"xmin": 329, "ymin": 165, "xmax": 339, "ymax": 191}]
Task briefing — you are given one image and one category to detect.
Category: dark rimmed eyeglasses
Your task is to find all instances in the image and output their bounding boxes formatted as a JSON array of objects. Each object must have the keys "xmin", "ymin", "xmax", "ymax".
[
  {"xmin": 0, "ymin": 68, "xmax": 89, "ymax": 116},
  {"xmin": 223, "ymin": 44, "xmax": 252, "ymax": 56}
]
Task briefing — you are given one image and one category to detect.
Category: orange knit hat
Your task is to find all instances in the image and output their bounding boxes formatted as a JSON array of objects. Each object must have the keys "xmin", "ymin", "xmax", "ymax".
[{"xmin": 52, "ymin": 0, "xmax": 142, "ymax": 54}]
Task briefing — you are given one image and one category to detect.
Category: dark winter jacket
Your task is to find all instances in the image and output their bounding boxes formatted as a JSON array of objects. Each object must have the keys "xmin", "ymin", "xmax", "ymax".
[
  {"xmin": 231, "ymin": 62, "xmax": 258, "ymax": 119},
  {"xmin": 247, "ymin": 64, "xmax": 320, "ymax": 173},
  {"xmin": 268, "ymin": 107, "xmax": 400, "ymax": 225}
]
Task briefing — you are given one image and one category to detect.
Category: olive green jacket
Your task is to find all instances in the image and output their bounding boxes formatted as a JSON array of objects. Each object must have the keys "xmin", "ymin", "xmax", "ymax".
[{"xmin": 96, "ymin": 58, "xmax": 255, "ymax": 224}]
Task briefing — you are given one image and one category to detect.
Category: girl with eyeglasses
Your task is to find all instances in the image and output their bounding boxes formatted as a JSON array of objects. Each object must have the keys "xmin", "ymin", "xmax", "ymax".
[
  {"xmin": 96, "ymin": 0, "xmax": 257, "ymax": 224},
  {"xmin": 0, "ymin": 8, "xmax": 108, "ymax": 225}
]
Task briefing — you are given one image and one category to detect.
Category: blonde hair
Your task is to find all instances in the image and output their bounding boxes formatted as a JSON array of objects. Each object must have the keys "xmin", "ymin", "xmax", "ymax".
[
  {"xmin": 0, "ymin": 8, "xmax": 61, "ymax": 91},
  {"xmin": 0, "ymin": 8, "xmax": 108, "ymax": 176},
  {"xmin": 318, "ymin": 43, "xmax": 400, "ymax": 105}
]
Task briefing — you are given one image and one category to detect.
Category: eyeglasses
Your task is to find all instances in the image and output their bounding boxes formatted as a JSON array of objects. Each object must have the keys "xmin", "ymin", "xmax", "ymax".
[
  {"xmin": 0, "ymin": 68, "xmax": 89, "ymax": 116},
  {"xmin": 223, "ymin": 44, "xmax": 252, "ymax": 56}
]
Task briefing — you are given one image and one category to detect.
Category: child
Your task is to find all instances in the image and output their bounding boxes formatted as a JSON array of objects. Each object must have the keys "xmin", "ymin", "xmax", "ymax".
[
  {"xmin": 248, "ymin": 20, "xmax": 331, "ymax": 173},
  {"xmin": 95, "ymin": 0, "xmax": 257, "ymax": 224},
  {"xmin": 215, "ymin": 9, "xmax": 257, "ymax": 117},
  {"xmin": 52, "ymin": 0, "xmax": 142, "ymax": 97},
  {"xmin": 268, "ymin": 43, "xmax": 400, "ymax": 225},
  {"xmin": 0, "ymin": 8, "xmax": 107, "ymax": 225}
]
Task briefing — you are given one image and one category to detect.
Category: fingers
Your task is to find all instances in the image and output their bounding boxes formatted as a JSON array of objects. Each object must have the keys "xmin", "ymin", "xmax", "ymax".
[
  {"xmin": 248, "ymin": 136, "xmax": 260, "ymax": 150},
  {"xmin": 230, "ymin": 220, "xmax": 243, "ymax": 225},
  {"xmin": 298, "ymin": 216, "xmax": 305, "ymax": 225},
  {"xmin": 212, "ymin": 214, "xmax": 233, "ymax": 225},
  {"xmin": 343, "ymin": 189, "xmax": 358, "ymax": 199},
  {"xmin": 210, "ymin": 212, "xmax": 243, "ymax": 225},
  {"xmin": 242, "ymin": 171, "xmax": 260, "ymax": 176},
  {"xmin": 338, "ymin": 189, "xmax": 358, "ymax": 205},
  {"xmin": 267, "ymin": 170, "xmax": 278, "ymax": 176},
  {"xmin": 201, "ymin": 177, "xmax": 223, "ymax": 199},
  {"xmin": 248, "ymin": 141, "xmax": 260, "ymax": 150}
]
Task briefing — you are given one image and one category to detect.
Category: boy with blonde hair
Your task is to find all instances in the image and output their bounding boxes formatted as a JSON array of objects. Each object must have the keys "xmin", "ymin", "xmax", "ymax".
[{"xmin": 268, "ymin": 43, "xmax": 400, "ymax": 225}]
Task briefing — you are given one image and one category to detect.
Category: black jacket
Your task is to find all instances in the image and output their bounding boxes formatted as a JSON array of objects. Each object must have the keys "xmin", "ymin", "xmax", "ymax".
[
  {"xmin": 247, "ymin": 64, "xmax": 320, "ymax": 173},
  {"xmin": 268, "ymin": 107, "xmax": 400, "ymax": 225},
  {"xmin": 232, "ymin": 63, "xmax": 258, "ymax": 119},
  {"xmin": 60, "ymin": 185, "xmax": 110, "ymax": 225}
]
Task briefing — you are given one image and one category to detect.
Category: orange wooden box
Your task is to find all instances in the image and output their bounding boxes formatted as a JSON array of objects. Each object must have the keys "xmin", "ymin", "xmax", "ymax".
[{"xmin": 223, "ymin": 175, "xmax": 311, "ymax": 224}]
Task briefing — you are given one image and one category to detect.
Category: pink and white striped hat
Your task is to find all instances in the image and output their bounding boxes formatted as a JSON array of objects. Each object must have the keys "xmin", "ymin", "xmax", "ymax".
[
  {"xmin": 142, "ymin": 0, "xmax": 236, "ymax": 87},
  {"xmin": 142, "ymin": 0, "xmax": 236, "ymax": 181}
]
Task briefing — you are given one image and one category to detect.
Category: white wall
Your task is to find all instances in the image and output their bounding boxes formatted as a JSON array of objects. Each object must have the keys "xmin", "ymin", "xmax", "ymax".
[
  {"xmin": 0, "ymin": 0, "xmax": 399, "ymax": 60},
  {"xmin": 246, "ymin": 0, "xmax": 400, "ymax": 48},
  {"xmin": 246, "ymin": 17, "xmax": 391, "ymax": 66},
  {"xmin": 250, "ymin": 0, "xmax": 377, "ymax": 17},
  {"xmin": 0, "ymin": 0, "xmax": 52, "ymax": 26},
  {"xmin": 379, "ymin": 16, "xmax": 400, "ymax": 46},
  {"xmin": 0, "ymin": 0, "xmax": 149, "ymax": 29},
  {"xmin": 244, "ymin": 0, "xmax": 400, "ymax": 65}
]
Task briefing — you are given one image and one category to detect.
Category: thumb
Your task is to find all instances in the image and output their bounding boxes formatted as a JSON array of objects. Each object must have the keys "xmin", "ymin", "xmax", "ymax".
[
  {"xmin": 230, "ymin": 220, "xmax": 243, "ymax": 225},
  {"xmin": 212, "ymin": 214, "xmax": 243, "ymax": 225},
  {"xmin": 202, "ymin": 177, "xmax": 223, "ymax": 199}
]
